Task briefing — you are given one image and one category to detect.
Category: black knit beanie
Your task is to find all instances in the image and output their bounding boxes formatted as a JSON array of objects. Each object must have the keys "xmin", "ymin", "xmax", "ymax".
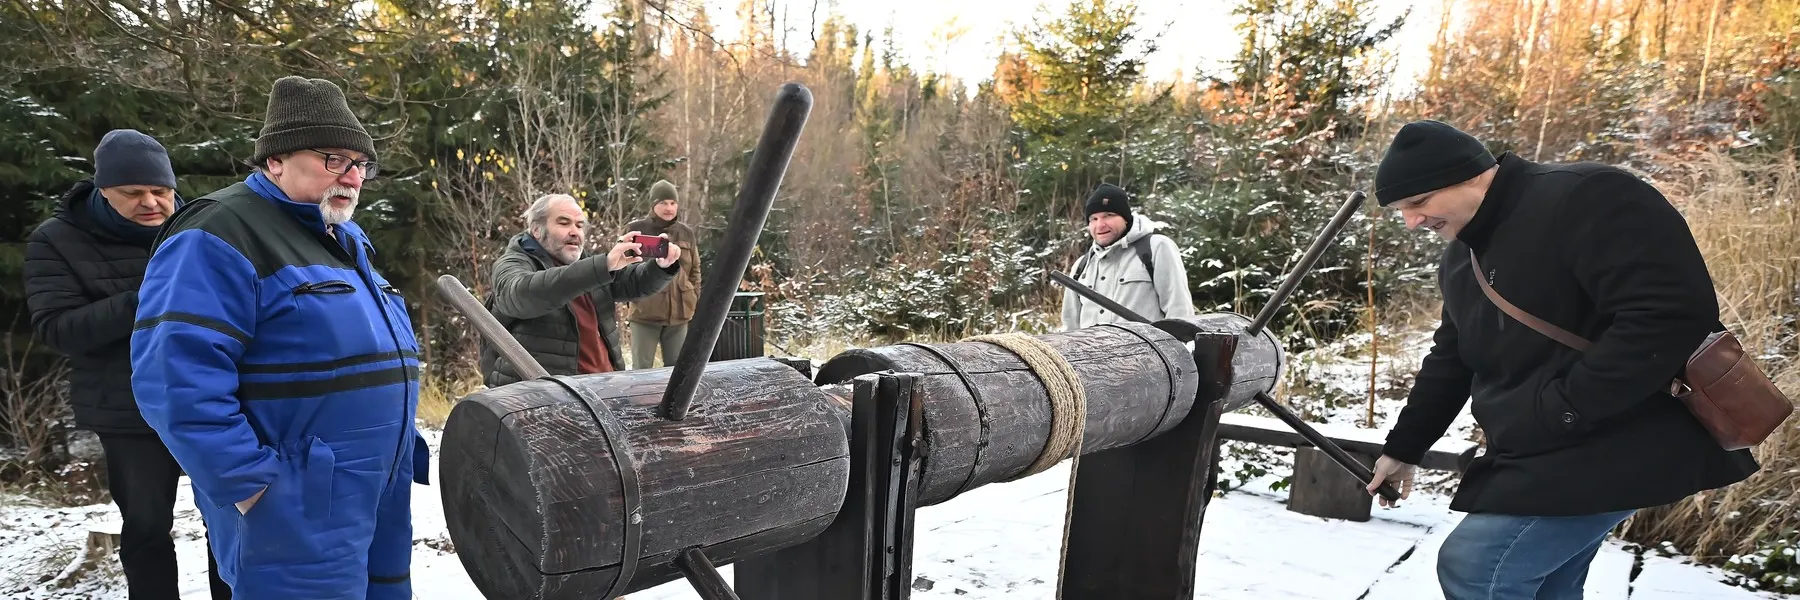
[
  {"xmin": 1084, "ymin": 183, "xmax": 1133, "ymax": 226},
  {"xmin": 252, "ymin": 76, "xmax": 377, "ymax": 166},
  {"xmin": 93, "ymin": 129, "xmax": 177, "ymax": 189},
  {"xmin": 1374, "ymin": 120, "xmax": 1495, "ymax": 206}
]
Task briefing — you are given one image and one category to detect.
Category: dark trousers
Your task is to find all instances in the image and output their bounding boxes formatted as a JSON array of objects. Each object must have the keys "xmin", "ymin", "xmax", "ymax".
[{"xmin": 98, "ymin": 432, "xmax": 232, "ymax": 600}]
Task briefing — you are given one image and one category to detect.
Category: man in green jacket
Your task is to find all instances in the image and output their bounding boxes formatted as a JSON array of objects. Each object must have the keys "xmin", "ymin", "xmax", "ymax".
[
  {"xmin": 480, "ymin": 193, "xmax": 679, "ymax": 387},
  {"xmin": 625, "ymin": 180, "xmax": 702, "ymax": 369}
]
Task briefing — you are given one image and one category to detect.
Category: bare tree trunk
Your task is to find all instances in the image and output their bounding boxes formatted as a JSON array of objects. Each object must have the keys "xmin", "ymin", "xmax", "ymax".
[
  {"xmin": 1516, "ymin": 0, "xmax": 1546, "ymax": 121},
  {"xmin": 1697, "ymin": 0, "xmax": 1724, "ymax": 104}
]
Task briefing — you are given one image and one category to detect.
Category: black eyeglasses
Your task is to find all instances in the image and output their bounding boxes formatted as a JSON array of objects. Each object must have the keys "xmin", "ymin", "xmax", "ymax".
[{"xmin": 307, "ymin": 149, "xmax": 380, "ymax": 179}]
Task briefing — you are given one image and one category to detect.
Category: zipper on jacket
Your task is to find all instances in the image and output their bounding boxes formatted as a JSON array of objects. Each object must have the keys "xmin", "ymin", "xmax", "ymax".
[
  {"xmin": 348, "ymin": 251, "xmax": 414, "ymax": 494},
  {"xmin": 1484, "ymin": 266, "xmax": 1505, "ymax": 331},
  {"xmin": 293, "ymin": 280, "xmax": 357, "ymax": 295}
]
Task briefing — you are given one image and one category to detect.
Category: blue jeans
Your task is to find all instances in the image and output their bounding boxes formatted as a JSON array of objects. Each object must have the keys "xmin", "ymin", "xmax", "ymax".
[{"xmin": 1437, "ymin": 509, "xmax": 1636, "ymax": 599}]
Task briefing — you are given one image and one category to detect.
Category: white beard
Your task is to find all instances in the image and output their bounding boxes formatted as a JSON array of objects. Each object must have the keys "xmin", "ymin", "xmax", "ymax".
[{"xmin": 320, "ymin": 185, "xmax": 359, "ymax": 226}]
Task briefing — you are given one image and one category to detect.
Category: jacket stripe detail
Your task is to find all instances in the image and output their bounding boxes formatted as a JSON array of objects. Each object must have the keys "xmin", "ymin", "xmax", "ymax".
[
  {"xmin": 240, "ymin": 350, "xmax": 421, "ymax": 375},
  {"xmin": 369, "ymin": 572, "xmax": 410, "ymax": 584},
  {"xmin": 239, "ymin": 366, "xmax": 419, "ymax": 401},
  {"xmin": 134, "ymin": 312, "xmax": 252, "ymax": 346}
]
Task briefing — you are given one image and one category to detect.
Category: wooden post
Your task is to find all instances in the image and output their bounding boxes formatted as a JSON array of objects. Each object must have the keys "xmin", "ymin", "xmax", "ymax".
[
  {"xmin": 1287, "ymin": 447, "xmax": 1377, "ymax": 522},
  {"xmin": 734, "ymin": 372, "xmax": 924, "ymax": 600},
  {"xmin": 1059, "ymin": 329, "xmax": 1237, "ymax": 600}
]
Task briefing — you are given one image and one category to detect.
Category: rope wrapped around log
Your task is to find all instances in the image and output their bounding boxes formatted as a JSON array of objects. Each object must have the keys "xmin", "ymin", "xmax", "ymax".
[{"xmin": 814, "ymin": 321, "xmax": 1197, "ymax": 506}]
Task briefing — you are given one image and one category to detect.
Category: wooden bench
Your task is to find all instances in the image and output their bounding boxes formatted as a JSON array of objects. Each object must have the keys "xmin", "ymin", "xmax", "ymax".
[{"xmin": 1216, "ymin": 413, "xmax": 1480, "ymax": 522}]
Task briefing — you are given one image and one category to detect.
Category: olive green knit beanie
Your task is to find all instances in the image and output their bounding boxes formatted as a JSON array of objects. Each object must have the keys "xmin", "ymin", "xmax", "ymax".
[
  {"xmin": 646, "ymin": 180, "xmax": 679, "ymax": 206},
  {"xmin": 251, "ymin": 76, "xmax": 377, "ymax": 166}
]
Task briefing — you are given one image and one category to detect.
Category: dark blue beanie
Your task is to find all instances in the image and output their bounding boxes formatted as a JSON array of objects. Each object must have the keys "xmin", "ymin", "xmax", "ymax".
[{"xmin": 93, "ymin": 129, "xmax": 177, "ymax": 190}]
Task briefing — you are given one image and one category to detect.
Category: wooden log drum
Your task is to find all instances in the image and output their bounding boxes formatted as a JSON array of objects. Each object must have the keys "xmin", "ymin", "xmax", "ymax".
[
  {"xmin": 812, "ymin": 321, "xmax": 1200, "ymax": 506},
  {"xmin": 439, "ymin": 358, "xmax": 852, "ymax": 600}
]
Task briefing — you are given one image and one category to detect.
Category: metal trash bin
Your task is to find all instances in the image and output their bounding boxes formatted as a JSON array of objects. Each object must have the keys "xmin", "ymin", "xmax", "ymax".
[{"xmin": 711, "ymin": 291, "xmax": 766, "ymax": 361}]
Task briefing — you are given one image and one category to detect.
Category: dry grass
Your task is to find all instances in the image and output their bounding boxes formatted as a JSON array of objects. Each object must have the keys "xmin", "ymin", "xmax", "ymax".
[
  {"xmin": 417, "ymin": 368, "xmax": 486, "ymax": 429},
  {"xmin": 1617, "ymin": 151, "xmax": 1800, "ymax": 565}
]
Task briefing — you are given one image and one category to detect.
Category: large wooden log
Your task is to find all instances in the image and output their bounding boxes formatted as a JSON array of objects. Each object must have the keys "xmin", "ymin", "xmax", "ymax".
[
  {"xmin": 440, "ymin": 358, "xmax": 851, "ymax": 600},
  {"xmin": 1153, "ymin": 312, "xmax": 1286, "ymax": 412},
  {"xmin": 812, "ymin": 321, "xmax": 1199, "ymax": 506}
]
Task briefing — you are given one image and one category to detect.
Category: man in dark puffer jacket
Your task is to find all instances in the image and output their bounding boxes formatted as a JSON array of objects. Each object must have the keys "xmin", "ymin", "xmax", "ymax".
[{"xmin": 23, "ymin": 129, "xmax": 230, "ymax": 600}]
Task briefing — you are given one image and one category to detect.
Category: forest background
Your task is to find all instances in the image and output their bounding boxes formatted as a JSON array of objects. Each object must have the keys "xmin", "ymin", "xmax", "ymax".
[{"xmin": 3, "ymin": 0, "xmax": 1799, "ymax": 590}]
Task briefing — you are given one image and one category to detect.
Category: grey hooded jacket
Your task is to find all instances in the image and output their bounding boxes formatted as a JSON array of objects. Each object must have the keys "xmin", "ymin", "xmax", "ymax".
[{"xmin": 1060, "ymin": 216, "xmax": 1196, "ymax": 330}]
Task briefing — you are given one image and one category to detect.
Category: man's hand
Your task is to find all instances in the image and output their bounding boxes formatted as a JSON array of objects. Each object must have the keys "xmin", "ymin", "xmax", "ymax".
[
  {"xmin": 236, "ymin": 486, "xmax": 267, "ymax": 515},
  {"xmin": 655, "ymin": 233, "xmax": 681, "ymax": 268},
  {"xmin": 607, "ymin": 231, "xmax": 645, "ymax": 272},
  {"xmin": 1367, "ymin": 455, "xmax": 1416, "ymax": 508}
]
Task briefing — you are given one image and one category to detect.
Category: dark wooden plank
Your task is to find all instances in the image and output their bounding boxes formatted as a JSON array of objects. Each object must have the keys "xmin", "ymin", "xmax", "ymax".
[
  {"xmin": 889, "ymin": 375, "xmax": 926, "ymax": 600},
  {"xmin": 873, "ymin": 373, "xmax": 923, "ymax": 600},
  {"xmin": 1288, "ymin": 446, "xmax": 1375, "ymax": 522},
  {"xmin": 1059, "ymin": 329, "xmax": 1237, "ymax": 600},
  {"xmin": 1214, "ymin": 417, "xmax": 1471, "ymax": 473}
]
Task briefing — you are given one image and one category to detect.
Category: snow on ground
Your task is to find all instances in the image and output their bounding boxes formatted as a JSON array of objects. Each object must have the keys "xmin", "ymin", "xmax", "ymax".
[
  {"xmin": 1, "ymin": 328, "xmax": 1788, "ymax": 599},
  {"xmin": 1, "ymin": 431, "xmax": 1786, "ymax": 599}
]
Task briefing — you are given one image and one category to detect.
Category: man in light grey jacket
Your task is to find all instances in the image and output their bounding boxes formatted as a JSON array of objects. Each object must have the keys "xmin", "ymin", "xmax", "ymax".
[{"xmin": 1061, "ymin": 183, "xmax": 1196, "ymax": 331}]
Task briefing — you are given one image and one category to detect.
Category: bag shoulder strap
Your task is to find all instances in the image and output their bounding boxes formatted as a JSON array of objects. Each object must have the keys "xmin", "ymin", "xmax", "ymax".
[{"xmin": 1468, "ymin": 248, "xmax": 1593, "ymax": 351}]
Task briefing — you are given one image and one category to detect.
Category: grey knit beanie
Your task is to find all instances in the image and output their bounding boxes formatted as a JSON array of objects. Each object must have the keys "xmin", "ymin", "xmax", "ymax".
[
  {"xmin": 252, "ymin": 76, "xmax": 376, "ymax": 166},
  {"xmin": 93, "ymin": 129, "xmax": 177, "ymax": 189}
]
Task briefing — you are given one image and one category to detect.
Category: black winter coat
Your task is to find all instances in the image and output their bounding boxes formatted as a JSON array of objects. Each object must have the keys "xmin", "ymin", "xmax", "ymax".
[
  {"xmin": 1382, "ymin": 153, "xmax": 1759, "ymax": 517},
  {"xmin": 23, "ymin": 180, "xmax": 155, "ymax": 434}
]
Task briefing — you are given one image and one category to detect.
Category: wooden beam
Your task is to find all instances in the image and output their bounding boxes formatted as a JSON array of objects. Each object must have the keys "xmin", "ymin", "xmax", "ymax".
[
  {"xmin": 1215, "ymin": 413, "xmax": 1477, "ymax": 473},
  {"xmin": 1058, "ymin": 328, "xmax": 1237, "ymax": 600}
]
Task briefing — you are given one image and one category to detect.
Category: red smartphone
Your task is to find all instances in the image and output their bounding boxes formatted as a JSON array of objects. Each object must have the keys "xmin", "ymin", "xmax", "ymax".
[{"xmin": 632, "ymin": 234, "xmax": 668, "ymax": 259}]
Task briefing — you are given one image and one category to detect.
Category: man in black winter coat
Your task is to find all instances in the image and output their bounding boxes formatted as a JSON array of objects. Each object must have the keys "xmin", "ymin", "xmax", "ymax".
[
  {"xmin": 23, "ymin": 129, "xmax": 230, "ymax": 600},
  {"xmin": 1364, "ymin": 120, "xmax": 1760, "ymax": 599}
]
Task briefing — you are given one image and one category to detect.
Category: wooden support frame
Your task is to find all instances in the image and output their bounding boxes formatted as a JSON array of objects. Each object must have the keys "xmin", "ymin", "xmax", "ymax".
[
  {"xmin": 1058, "ymin": 328, "xmax": 1237, "ymax": 600},
  {"xmin": 734, "ymin": 372, "xmax": 925, "ymax": 600}
]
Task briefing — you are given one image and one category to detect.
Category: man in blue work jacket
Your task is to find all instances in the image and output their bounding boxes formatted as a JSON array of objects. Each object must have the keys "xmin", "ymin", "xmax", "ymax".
[{"xmin": 131, "ymin": 75, "xmax": 427, "ymax": 599}]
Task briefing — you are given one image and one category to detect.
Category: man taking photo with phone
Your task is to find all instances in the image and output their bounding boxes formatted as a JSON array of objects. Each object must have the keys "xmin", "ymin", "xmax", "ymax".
[{"xmin": 481, "ymin": 193, "xmax": 680, "ymax": 386}]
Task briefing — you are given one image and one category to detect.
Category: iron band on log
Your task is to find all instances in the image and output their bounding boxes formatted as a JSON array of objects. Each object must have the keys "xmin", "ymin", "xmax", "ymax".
[
  {"xmin": 1153, "ymin": 312, "xmax": 1287, "ymax": 413},
  {"xmin": 439, "ymin": 358, "xmax": 850, "ymax": 600},
  {"xmin": 813, "ymin": 322, "xmax": 1199, "ymax": 506}
]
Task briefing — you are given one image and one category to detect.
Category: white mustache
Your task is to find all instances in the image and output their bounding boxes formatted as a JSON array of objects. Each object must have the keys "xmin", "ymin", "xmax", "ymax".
[{"xmin": 325, "ymin": 185, "xmax": 359, "ymax": 203}]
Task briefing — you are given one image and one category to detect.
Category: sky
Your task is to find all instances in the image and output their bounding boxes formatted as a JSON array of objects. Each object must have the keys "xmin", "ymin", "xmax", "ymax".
[{"xmin": 678, "ymin": 0, "xmax": 1451, "ymax": 95}]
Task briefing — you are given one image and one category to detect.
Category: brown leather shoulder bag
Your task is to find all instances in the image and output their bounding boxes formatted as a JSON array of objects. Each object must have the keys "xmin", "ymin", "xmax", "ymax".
[{"xmin": 1468, "ymin": 249, "xmax": 1794, "ymax": 451}]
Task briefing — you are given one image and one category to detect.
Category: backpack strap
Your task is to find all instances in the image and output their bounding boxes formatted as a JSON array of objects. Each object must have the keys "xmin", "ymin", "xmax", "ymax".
[
  {"xmin": 1073, "ymin": 236, "xmax": 1159, "ymax": 281},
  {"xmin": 1131, "ymin": 235, "xmax": 1156, "ymax": 279}
]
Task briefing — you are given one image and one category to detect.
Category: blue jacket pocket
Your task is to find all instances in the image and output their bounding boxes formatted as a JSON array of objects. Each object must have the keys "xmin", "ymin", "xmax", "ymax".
[{"xmin": 303, "ymin": 437, "xmax": 335, "ymax": 521}]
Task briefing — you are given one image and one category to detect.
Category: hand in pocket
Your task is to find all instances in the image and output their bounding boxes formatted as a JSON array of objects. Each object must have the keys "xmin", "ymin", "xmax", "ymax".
[{"xmin": 237, "ymin": 486, "xmax": 268, "ymax": 514}]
